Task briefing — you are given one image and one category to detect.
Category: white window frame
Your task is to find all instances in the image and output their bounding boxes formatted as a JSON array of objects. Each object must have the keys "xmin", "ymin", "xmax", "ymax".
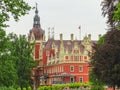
[
  {"xmin": 79, "ymin": 66, "xmax": 83, "ymax": 72},
  {"xmin": 70, "ymin": 65, "xmax": 74, "ymax": 72},
  {"xmin": 79, "ymin": 77, "xmax": 83, "ymax": 83},
  {"xmin": 70, "ymin": 77, "xmax": 74, "ymax": 83}
]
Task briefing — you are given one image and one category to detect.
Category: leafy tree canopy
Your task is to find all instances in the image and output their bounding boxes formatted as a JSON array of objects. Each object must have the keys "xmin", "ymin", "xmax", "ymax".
[
  {"xmin": 0, "ymin": 0, "xmax": 31, "ymax": 28},
  {"xmin": 0, "ymin": 0, "xmax": 35, "ymax": 88},
  {"xmin": 101, "ymin": 0, "xmax": 120, "ymax": 30},
  {"xmin": 91, "ymin": 30, "xmax": 120, "ymax": 89},
  {"xmin": 8, "ymin": 33, "xmax": 35, "ymax": 88}
]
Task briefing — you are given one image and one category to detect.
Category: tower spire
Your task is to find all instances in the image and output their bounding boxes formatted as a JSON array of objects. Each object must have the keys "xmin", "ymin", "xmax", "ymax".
[
  {"xmin": 35, "ymin": 3, "xmax": 38, "ymax": 14},
  {"xmin": 33, "ymin": 3, "xmax": 41, "ymax": 28}
]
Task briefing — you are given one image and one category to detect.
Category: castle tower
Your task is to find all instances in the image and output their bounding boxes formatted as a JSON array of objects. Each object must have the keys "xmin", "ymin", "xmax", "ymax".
[
  {"xmin": 29, "ymin": 4, "xmax": 46, "ymax": 88},
  {"xmin": 28, "ymin": 3, "xmax": 45, "ymax": 41}
]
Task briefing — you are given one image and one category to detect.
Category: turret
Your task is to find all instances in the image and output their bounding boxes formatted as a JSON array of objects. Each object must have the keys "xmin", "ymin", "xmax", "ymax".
[{"xmin": 33, "ymin": 3, "xmax": 41, "ymax": 28}]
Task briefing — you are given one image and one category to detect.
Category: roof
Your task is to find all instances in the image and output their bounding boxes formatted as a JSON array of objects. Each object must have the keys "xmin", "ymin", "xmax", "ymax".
[
  {"xmin": 29, "ymin": 27, "xmax": 45, "ymax": 40},
  {"xmin": 44, "ymin": 39, "xmax": 97, "ymax": 53}
]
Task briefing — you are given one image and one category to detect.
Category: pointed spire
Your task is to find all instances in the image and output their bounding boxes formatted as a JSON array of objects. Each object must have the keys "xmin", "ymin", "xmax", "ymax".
[
  {"xmin": 33, "ymin": 3, "xmax": 41, "ymax": 28},
  {"xmin": 35, "ymin": 3, "xmax": 38, "ymax": 14}
]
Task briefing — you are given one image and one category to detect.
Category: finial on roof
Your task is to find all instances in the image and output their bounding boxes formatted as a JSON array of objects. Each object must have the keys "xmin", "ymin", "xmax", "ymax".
[
  {"xmin": 52, "ymin": 27, "xmax": 54, "ymax": 40},
  {"xmin": 48, "ymin": 27, "xmax": 50, "ymax": 39},
  {"xmin": 35, "ymin": 3, "xmax": 38, "ymax": 14}
]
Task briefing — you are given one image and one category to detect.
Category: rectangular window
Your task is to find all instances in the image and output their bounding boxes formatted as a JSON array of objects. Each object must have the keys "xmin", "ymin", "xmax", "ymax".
[
  {"xmin": 70, "ymin": 77, "xmax": 74, "ymax": 83},
  {"xmin": 70, "ymin": 65, "xmax": 74, "ymax": 72},
  {"xmin": 65, "ymin": 56, "xmax": 68, "ymax": 60},
  {"xmin": 84, "ymin": 56, "xmax": 87, "ymax": 60},
  {"xmin": 74, "ymin": 56, "xmax": 79, "ymax": 60},
  {"xmin": 80, "ymin": 77, "xmax": 83, "ymax": 82},
  {"xmin": 79, "ymin": 66, "xmax": 83, "ymax": 72}
]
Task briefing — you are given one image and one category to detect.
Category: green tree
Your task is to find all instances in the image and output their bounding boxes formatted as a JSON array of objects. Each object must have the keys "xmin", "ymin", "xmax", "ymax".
[
  {"xmin": 0, "ymin": 0, "xmax": 31, "ymax": 28},
  {"xmin": 89, "ymin": 70, "xmax": 105, "ymax": 90},
  {"xmin": 0, "ymin": 0, "xmax": 34, "ymax": 87},
  {"xmin": 8, "ymin": 34, "xmax": 35, "ymax": 88},
  {"xmin": 101, "ymin": 0, "xmax": 120, "ymax": 30},
  {"xmin": 0, "ymin": 30, "xmax": 17, "ymax": 86},
  {"xmin": 91, "ymin": 30, "xmax": 120, "ymax": 90},
  {"xmin": 113, "ymin": 3, "xmax": 120, "ymax": 29}
]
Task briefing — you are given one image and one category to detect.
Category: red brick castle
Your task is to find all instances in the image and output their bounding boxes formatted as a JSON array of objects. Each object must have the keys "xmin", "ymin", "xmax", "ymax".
[{"xmin": 29, "ymin": 5, "xmax": 97, "ymax": 88}]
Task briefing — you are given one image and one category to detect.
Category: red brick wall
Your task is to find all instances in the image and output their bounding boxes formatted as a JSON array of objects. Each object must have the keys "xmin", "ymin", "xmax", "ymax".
[{"xmin": 63, "ymin": 63, "xmax": 89, "ymax": 82}]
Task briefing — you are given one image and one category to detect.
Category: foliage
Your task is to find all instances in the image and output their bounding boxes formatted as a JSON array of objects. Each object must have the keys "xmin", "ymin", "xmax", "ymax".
[
  {"xmin": 91, "ymin": 30, "xmax": 120, "ymax": 89},
  {"xmin": 113, "ymin": 3, "xmax": 120, "ymax": 30},
  {"xmin": 101, "ymin": 0, "xmax": 120, "ymax": 30},
  {"xmin": 97, "ymin": 35, "xmax": 105, "ymax": 45},
  {"xmin": 90, "ymin": 85, "xmax": 105, "ymax": 90},
  {"xmin": 0, "ymin": 86, "xmax": 16, "ymax": 90},
  {"xmin": 113, "ymin": 3, "xmax": 120, "ymax": 21},
  {"xmin": 0, "ymin": 86, "xmax": 32, "ymax": 90},
  {"xmin": 8, "ymin": 33, "xmax": 35, "ymax": 88},
  {"xmin": 38, "ymin": 82, "xmax": 90, "ymax": 90},
  {"xmin": 17, "ymin": 87, "xmax": 21, "ymax": 90},
  {"xmin": 0, "ymin": 30, "xmax": 17, "ymax": 86},
  {"xmin": 27, "ymin": 86, "xmax": 32, "ymax": 90},
  {"xmin": 0, "ymin": 0, "xmax": 31, "ymax": 28},
  {"xmin": 89, "ymin": 70, "xmax": 105, "ymax": 90},
  {"xmin": 0, "ymin": 0, "xmax": 34, "ymax": 88}
]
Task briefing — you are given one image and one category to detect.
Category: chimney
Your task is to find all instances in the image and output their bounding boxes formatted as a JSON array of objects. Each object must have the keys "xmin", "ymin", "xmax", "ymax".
[
  {"xmin": 60, "ymin": 33, "xmax": 63, "ymax": 41},
  {"xmin": 71, "ymin": 34, "xmax": 74, "ymax": 41},
  {"xmin": 88, "ymin": 34, "xmax": 91, "ymax": 40}
]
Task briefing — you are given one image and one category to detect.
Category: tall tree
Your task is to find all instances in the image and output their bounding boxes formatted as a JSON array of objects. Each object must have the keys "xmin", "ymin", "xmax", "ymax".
[
  {"xmin": 0, "ymin": 32, "xmax": 17, "ymax": 87},
  {"xmin": 0, "ymin": 0, "xmax": 34, "ymax": 88},
  {"xmin": 101, "ymin": 0, "xmax": 120, "ymax": 30},
  {"xmin": 8, "ymin": 33, "xmax": 35, "ymax": 88},
  {"xmin": 91, "ymin": 30, "xmax": 120, "ymax": 90}
]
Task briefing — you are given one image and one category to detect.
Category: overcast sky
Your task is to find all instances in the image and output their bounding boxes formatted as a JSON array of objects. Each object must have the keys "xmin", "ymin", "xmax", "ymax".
[{"xmin": 6, "ymin": 0, "xmax": 107, "ymax": 40}]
